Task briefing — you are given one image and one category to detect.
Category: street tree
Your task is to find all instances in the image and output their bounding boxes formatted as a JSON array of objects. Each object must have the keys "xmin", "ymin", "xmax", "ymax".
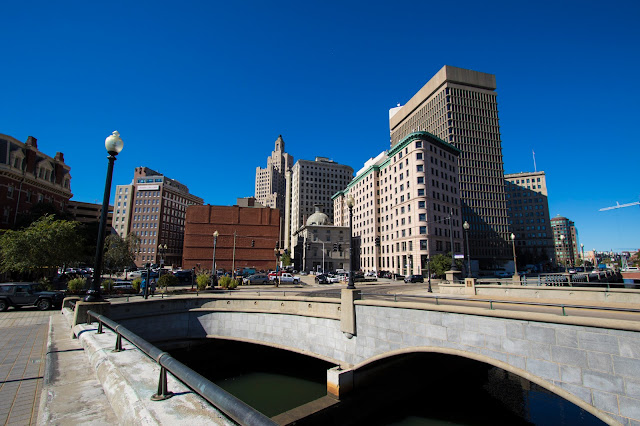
[
  {"xmin": 103, "ymin": 233, "xmax": 140, "ymax": 276},
  {"xmin": 0, "ymin": 215, "xmax": 83, "ymax": 278},
  {"xmin": 429, "ymin": 253, "xmax": 463, "ymax": 278}
]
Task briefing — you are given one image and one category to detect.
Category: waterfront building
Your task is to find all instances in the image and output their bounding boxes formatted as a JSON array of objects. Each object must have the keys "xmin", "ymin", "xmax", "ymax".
[
  {"xmin": 182, "ymin": 204, "xmax": 280, "ymax": 272},
  {"xmin": 0, "ymin": 134, "xmax": 72, "ymax": 228},
  {"xmin": 389, "ymin": 65, "xmax": 511, "ymax": 270},
  {"xmin": 551, "ymin": 215, "xmax": 579, "ymax": 269},
  {"xmin": 290, "ymin": 157, "xmax": 353, "ymax": 262},
  {"xmin": 334, "ymin": 132, "xmax": 462, "ymax": 276},
  {"xmin": 116, "ymin": 167, "xmax": 203, "ymax": 268},
  {"xmin": 504, "ymin": 171, "xmax": 555, "ymax": 270},
  {"xmin": 292, "ymin": 205, "xmax": 350, "ymax": 273}
]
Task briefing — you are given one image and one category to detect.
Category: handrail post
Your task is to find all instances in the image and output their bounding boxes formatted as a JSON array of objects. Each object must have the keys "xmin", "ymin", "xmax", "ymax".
[
  {"xmin": 113, "ymin": 333, "xmax": 123, "ymax": 352},
  {"xmin": 151, "ymin": 366, "xmax": 174, "ymax": 401},
  {"xmin": 97, "ymin": 321, "xmax": 104, "ymax": 334}
]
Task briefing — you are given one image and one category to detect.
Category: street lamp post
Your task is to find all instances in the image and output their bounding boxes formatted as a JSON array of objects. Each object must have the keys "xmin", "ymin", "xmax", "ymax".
[
  {"xmin": 86, "ymin": 131, "xmax": 123, "ymax": 302},
  {"xmin": 511, "ymin": 233, "xmax": 518, "ymax": 277},
  {"xmin": 581, "ymin": 243, "xmax": 585, "ymax": 270},
  {"xmin": 347, "ymin": 195, "xmax": 355, "ymax": 290},
  {"xmin": 427, "ymin": 257, "xmax": 432, "ymax": 293},
  {"xmin": 560, "ymin": 235, "xmax": 567, "ymax": 272},
  {"xmin": 212, "ymin": 231, "xmax": 219, "ymax": 287},
  {"xmin": 463, "ymin": 221, "xmax": 471, "ymax": 277},
  {"xmin": 448, "ymin": 215, "xmax": 455, "ymax": 270},
  {"xmin": 158, "ymin": 243, "xmax": 167, "ymax": 281}
]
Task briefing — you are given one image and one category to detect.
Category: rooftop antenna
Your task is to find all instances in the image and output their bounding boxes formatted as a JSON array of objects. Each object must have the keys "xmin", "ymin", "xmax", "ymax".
[{"xmin": 532, "ymin": 149, "xmax": 537, "ymax": 172}]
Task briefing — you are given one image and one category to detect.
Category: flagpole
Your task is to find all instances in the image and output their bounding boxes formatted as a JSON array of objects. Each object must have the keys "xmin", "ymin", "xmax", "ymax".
[{"xmin": 533, "ymin": 149, "xmax": 537, "ymax": 172}]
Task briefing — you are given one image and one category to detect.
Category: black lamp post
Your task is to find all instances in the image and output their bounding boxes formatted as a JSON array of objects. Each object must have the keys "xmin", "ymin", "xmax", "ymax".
[
  {"xmin": 85, "ymin": 131, "xmax": 123, "ymax": 302},
  {"xmin": 212, "ymin": 230, "xmax": 219, "ymax": 287},
  {"xmin": 427, "ymin": 257, "xmax": 432, "ymax": 293},
  {"xmin": 463, "ymin": 221, "xmax": 471, "ymax": 277},
  {"xmin": 560, "ymin": 234, "xmax": 567, "ymax": 272},
  {"xmin": 158, "ymin": 243, "xmax": 167, "ymax": 277},
  {"xmin": 347, "ymin": 195, "xmax": 355, "ymax": 290},
  {"xmin": 511, "ymin": 233, "xmax": 518, "ymax": 277}
]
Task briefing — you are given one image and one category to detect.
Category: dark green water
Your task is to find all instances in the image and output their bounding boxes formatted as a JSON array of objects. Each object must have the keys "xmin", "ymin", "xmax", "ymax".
[{"xmin": 170, "ymin": 341, "xmax": 605, "ymax": 425}]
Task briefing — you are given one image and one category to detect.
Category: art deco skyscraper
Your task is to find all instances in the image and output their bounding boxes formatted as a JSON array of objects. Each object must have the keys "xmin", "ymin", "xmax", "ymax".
[
  {"xmin": 255, "ymin": 135, "xmax": 294, "ymax": 216},
  {"xmin": 389, "ymin": 65, "xmax": 511, "ymax": 267}
]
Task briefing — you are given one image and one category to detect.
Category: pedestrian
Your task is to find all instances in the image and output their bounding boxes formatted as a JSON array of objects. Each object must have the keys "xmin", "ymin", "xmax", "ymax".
[
  {"xmin": 150, "ymin": 278, "xmax": 156, "ymax": 296},
  {"xmin": 140, "ymin": 277, "xmax": 147, "ymax": 297}
]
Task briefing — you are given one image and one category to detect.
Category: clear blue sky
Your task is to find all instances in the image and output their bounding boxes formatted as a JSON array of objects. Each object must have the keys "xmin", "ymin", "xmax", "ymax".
[{"xmin": 2, "ymin": 0, "xmax": 639, "ymax": 252}]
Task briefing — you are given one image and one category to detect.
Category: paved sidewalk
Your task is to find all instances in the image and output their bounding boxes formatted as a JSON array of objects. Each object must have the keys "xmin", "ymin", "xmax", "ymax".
[{"xmin": 0, "ymin": 309, "xmax": 53, "ymax": 425}]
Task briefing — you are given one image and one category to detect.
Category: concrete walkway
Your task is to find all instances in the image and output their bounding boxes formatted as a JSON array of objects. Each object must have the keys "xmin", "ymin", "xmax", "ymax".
[
  {"xmin": 0, "ymin": 309, "xmax": 53, "ymax": 426},
  {"xmin": 37, "ymin": 310, "xmax": 117, "ymax": 425}
]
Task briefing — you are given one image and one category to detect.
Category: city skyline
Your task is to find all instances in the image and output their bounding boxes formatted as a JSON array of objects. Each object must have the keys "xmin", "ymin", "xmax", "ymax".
[{"xmin": 2, "ymin": 1, "xmax": 638, "ymax": 251}]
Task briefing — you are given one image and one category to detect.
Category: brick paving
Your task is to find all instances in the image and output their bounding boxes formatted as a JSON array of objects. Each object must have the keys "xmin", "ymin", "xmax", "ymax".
[{"xmin": 0, "ymin": 309, "xmax": 54, "ymax": 426}]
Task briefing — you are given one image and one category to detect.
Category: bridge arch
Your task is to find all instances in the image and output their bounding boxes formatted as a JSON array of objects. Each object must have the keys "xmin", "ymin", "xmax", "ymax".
[{"xmin": 350, "ymin": 346, "xmax": 614, "ymax": 425}]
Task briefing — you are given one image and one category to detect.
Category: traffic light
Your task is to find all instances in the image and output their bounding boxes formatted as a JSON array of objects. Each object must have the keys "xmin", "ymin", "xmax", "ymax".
[
  {"xmin": 333, "ymin": 243, "xmax": 338, "ymax": 252},
  {"xmin": 338, "ymin": 244, "xmax": 342, "ymax": 252},
  {"xmin": 306, "ymin": 243, "xmax": 311, "ymax": 250},
  {"xmin": 251, "ymin": 240, "xmax": 255, "ymax": 247}
]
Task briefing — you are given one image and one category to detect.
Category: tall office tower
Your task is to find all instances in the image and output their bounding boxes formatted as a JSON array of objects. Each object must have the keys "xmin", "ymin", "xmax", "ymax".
[
  {"xmin": 255, "ymin": 135, "xmax": 294, "ymax": 213},
  {"xmin": 389, "ymin": 65, "xmax": 511, "ymax": 269},
  {"xmin": 119, "ymin": 167, "xmax": 203, "ymax": 268},
  {"xmin": 290, "ymin": 157, "xmax": 353, "ymax": 261},
  {"xmin": 333, "ymin": 132, "xmax": 462, "ymax": 276},
  {"xmin": 551, "ymin": 215, "xmax": 579, "ymax": 269},
  {"xmin": 505, "ymin": 171, "xmax": 555, "ymax": 270},
  {"xmin": 113, "ymin": 183, "xmax": 134, "ymax": 237}
]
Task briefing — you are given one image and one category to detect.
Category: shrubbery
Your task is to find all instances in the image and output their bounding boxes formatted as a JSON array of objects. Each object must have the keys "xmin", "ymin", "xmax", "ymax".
[
  {"xmin": 67, "ymin": 277, "xmax": 87, "ymax": 293},
  {"xmin": 196, "ymin": 272, "xmax": 210, "ymax": 291},
  {"xmin": 102, "ymin": 279, "xmax": 114, "ymax": 293},
  {"xmin": 132, "ymin": 278, "xmax": 141, "ymax": 293},
  {"xmin": 218, "ymin": 276, "xmax": 239, "ymax": 289},
  {"xmin": 158, "ymin": 274, "xmax": 178, "ymax": 290}
]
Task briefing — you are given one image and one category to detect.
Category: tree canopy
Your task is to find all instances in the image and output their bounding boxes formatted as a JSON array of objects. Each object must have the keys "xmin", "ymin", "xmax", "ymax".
[
  {"xmin": 0, "ymin": 215, "xmax": 84, "ymax": 276},
  {"xmin": 103, "ymin": 233, "xmax": 140, "ymax": 275},
  {"xmin": 428, "ymin": 253, "xmax": 463, "ymax": 278}
]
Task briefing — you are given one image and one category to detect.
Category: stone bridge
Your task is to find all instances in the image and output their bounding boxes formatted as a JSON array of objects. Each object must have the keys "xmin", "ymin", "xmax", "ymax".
[{"xmin": 74, "ymin": 290, "xmax": 640, "ymax": 425}]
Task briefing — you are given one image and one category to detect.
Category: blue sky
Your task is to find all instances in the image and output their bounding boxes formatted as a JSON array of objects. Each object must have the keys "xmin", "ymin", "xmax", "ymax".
[{"xmin": 2, "ymin": 0, "xmax": 639, "ymax": 252}]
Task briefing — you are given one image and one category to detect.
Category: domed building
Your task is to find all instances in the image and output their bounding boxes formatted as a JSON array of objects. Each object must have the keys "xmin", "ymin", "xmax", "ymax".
[{"xmin": 292, "ymin": 205, "xmax": 351, "ymax": 273}]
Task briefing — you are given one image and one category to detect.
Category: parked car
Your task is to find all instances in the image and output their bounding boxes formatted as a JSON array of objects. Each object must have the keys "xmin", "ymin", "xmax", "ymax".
[
  {"xmin": 277, "ymin": 273, "xmax": 301, "ymax": 284},
  {"xmin": 112, "ymin": 281, "xmax": 137, "ymax": 294},
  {"xmin": 404, "ymin": 274, "xmax": 424, "ymax": 283},
  {"xmin": 243, "ymin": 274, "xmax": 270, "ymax": 285},
  {"xmin": 315, "ymin": 274, "xmax": 329, "ymax": 284},
  {"xmin": 326, "ymin": 275, "xmax": 341, "ymax": 283},
  {"xmin": 0, "ymin": 283, "xmax": 65, "ymax": 311},
  {"xmin": 173, "ymin": 270, "xmax": 193, "ymax": 283}
]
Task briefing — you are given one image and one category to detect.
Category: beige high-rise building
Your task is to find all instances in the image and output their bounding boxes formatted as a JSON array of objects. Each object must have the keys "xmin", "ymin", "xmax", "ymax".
[
  {"xmin": 116, "ymin": 167, "xmax": 203, "ymax": 268},
  {"xmin": 255, "ymin": 135, "xmax": 294, "ymax": 214},
  {"xmin": 505, "ymin": 171, "xmax": 555, "ymax": 270},
  {"xmin": 334, "ymin": 132, "xmax": 462, "ymax": 276},
  {"xmin": 389, "ymin": 65, "xmax": 511, "ymax": 270},
  {"xmin": 290, "ymin": 157, "xmax": 353, "ymax": 267}
]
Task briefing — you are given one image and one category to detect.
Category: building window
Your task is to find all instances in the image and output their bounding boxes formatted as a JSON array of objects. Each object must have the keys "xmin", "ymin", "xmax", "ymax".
[
  {"xmin": 7, "ymin": 186, "xmax": 14, "ymax": 199},
  {"xmin": 418, "ymin": 201, "xmax": 426, "ymax": 209},
  {"xmin": 419, "ymin": 226, "xmax": 427, "ymax": 234},
  {"xmin": 420, "ymin": 240, "xmax": 427, "ymax": 250},
  {"xmin": 417, "ymin": 165, "xmax": 424, "ymax": 172}
]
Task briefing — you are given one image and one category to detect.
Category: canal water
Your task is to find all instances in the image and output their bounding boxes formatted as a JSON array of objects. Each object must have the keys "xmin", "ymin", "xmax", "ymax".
[{"xmin": 170, "ymin": 340, "xmax": 605, "ymax": 425}]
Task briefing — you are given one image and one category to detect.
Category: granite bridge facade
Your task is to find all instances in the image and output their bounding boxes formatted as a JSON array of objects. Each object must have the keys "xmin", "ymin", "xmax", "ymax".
[{"xmin": 70, "ymin": 290, "xmax": 640, "ymax": 425}]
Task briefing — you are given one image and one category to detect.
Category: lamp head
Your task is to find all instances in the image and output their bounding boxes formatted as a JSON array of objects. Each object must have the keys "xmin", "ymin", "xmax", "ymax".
[
  {"xmin": 105, "ymin": 131, "xmax": 124, "ymax": 155},
  {"xmin": 347, "ymin": 194, "xmax": 355, "ymax": 208},
  {"xmin": 463, "ymin": 221, "xmax": 470, "ymax": 230},
  {"xmin": 213, "ymin": 230, "xmax": 219, "ymax": 238}
]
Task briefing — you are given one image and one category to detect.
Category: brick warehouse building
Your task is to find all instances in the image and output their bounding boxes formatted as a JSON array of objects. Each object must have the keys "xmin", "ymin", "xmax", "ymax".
[
  {"xmin": 182, "ymin": 205, "xmax": 280, "ymax": 272},
  {"xmin": 0, "ymin": 134, "xmax": 72, "ymax": 228}
]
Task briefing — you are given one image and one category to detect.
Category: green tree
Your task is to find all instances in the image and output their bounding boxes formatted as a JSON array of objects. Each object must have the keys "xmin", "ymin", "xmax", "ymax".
[
  {"xmin": 103, "ymin": 234, "xmax": 140, "ymax": 276},
  {"xmin": 196, "ymin": 272, "xmax": 210, "ymax": 290},
  {"xmin": 0, "ymin": 215, "xmax": 83, "ymax": 278},
  {"xmin": 281, "ymin": 250, "xmax": 292, "ymax": 267},
  {"xmin": 428, "ymin": 253, "xmax": 463, "ymax": 278},
  {"xmin": 158, "ymin": 274, "xmax": 178, "ymax": 291}
]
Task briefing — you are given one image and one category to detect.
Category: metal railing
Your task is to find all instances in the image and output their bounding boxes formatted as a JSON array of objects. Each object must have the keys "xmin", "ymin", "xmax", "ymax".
[{"xmin": 86, "ymin": 310, "xmax": 276, "ymax": 426}]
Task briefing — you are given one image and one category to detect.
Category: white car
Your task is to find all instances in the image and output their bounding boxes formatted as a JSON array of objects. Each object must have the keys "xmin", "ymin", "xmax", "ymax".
[{"xmin": 327, "ymin": 275, "xmax": 341, "ymax": 283}]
